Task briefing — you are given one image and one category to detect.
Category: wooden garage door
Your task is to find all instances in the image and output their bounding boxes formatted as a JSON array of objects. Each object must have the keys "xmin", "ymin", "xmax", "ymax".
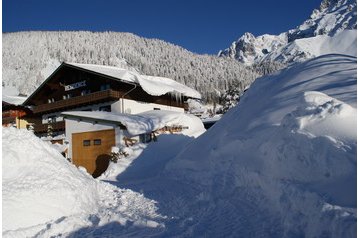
[{"xmin": 72, "ymin": 129, "xmax": 115, "ymax": 178}]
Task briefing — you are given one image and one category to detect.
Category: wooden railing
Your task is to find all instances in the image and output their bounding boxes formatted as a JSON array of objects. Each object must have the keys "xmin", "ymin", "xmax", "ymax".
[
  {"xmin": 34, "ymin": 121, "xmax": 66, "ymax": 133},
  {"xmin": 2, "ymin": 117, "xmax": 16, "ymax": 125},
  {"xmin": 33, "ymin": 90, "xmax": 122, "ymax": 114}
]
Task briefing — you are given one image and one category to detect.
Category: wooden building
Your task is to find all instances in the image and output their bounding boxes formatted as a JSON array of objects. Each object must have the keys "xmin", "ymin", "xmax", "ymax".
[
  {"xmin": 23, "ymin": 62, "xmax": 201, "ymax": 137},
  {"xmin": 61, "ymin": 110, "xmax": 191, "ymax": 178},
  {"xmin": 2, "ymin": 101, "xmax": 32, "ymax": 129}
]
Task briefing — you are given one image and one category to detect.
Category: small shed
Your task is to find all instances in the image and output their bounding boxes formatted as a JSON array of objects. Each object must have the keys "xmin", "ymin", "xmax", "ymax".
[{"xmin": 62, "ymin": 110, "xmax": 191, "ymax": 177}]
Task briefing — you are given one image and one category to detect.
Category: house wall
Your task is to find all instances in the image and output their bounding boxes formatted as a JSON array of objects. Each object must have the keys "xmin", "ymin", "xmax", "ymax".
[
  {"xmin": 111, "ymin": 98, "xmax": 184, "ymax": 114},
  {"xmin": 65, "ymin": 119, "xmax": 123, "ymax": 161},
  {"xmin": 16, "ymin": 118, "xmax": 29, "ymax": 129}
]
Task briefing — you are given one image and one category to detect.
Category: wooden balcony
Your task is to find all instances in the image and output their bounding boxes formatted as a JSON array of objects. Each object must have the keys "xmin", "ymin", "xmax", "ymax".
[
  {"xmin": 32, "ymin": 90, "xmax": 122, "ymax": 114},
  {"xmin": 34, "ymin": 121, "xmax": 66, "ymax": 134},
  {"xmin": 2, "ymin": 116, "xmax": 16, "ymax": 125}
]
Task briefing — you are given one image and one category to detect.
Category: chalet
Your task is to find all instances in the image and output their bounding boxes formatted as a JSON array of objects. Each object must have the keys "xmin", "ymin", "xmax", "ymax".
[
  {"xmin": 2, "ymin": 101, "xmax": 32, "ymax": 129},
  {"xmin": 22, "ymin": 62, "xmax": 201, "ymax": 177},
  {"xmin": 23, "ymin": 62, "xmax": 201, "ymax": 137}
]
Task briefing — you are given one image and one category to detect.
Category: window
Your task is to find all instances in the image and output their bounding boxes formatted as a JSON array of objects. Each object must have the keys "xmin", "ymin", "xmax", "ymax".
[
  {"xmin": 81, "ymin": 89, "xmax": 91, "ymax": 96},
  {"xmin": 153, "ymin": 108, "xmax": 161, "ymax": 110},
  {"xmin": 94, "ymin": 139, "xmax": 101, "ymax": 145},
  {"xmin": 100, "ymin": 84, "xmax": 110, "ymax": 91},
  {"xmin": 83, "ymin": 140, "xmax": 91, "ymax": 146}
]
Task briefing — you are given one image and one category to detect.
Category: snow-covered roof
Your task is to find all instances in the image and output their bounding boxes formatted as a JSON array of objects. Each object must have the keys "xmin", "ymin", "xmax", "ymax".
[
  {"xmin": 62, "ymin": 110, "xmax": 199, "ymax": 136},
  {"xmin": 2, "ymin": 86, "xmax": 28, "ymax": 105},
  {"xmin": 67, "ymin": 63, "xmax": 201, "ymax": 99}
]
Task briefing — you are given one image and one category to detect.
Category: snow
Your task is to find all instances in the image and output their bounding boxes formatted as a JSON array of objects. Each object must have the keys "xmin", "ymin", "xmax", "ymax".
[
  {"xmin": 265, "ymin": 30, "xmax": 357, "ymax": 63},
  {"xmin": 67, "ymin": 62, "xmax": 202, "ymax": 99},
  {"xmin": 62, "ymin": 110, "xmax": 205, "ymax": 137},
  {"xmin": 3, "ymin": 54, "xmax": 356, "ymax": 237},
  {"xmin": 281, "ymin": 91, "xmax": 357, "ymax": 143},
  {"xmin": 2, "ymin": 86, "xmax": 28, "ymax": 105},
  {"xmin": 219, "ymin": 0, "xmax": 357, "ymax": 65},
  {"xmin": 161, "ymin": 54, "xmax": 357, "ymax": 237},
  {"xmin": 2, "ymin": 127, "xmax": 163, "ymax": 237}
]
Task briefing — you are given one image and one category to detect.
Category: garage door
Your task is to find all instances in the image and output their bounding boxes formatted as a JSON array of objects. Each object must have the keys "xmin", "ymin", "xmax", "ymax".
[{"xmin": 72, "ymin": 129, "xmax": 115, "ymax": 178}]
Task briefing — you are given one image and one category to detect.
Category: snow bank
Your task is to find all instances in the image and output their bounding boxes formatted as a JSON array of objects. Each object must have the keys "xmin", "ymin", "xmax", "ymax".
[
  {"xmin": 282, "ymin": 91, "xmax": 357, "ymax": 143},
  {"xmin": 2, "ymin": 127, "xmax": 163, "ymax": 237},
  {"xmin": 159, "ymin": 54, "xmax": 356, "ymax": 237},
  {"xmin": 67, "ymin": 62, "xmax": 201, "ymax": 99}
]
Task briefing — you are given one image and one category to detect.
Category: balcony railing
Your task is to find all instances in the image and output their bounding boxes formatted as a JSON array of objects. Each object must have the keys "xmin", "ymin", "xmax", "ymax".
[
  {"xmin": 34, "ymin": 121, "xmax": 66, "ymax": 134},
  {"xmin": 2, "ymin": 117, "xmax": 16, "ymax": 125},
  {"xmin": 33, "ymin": 90, "xmax": 122, "ymax": 114}
]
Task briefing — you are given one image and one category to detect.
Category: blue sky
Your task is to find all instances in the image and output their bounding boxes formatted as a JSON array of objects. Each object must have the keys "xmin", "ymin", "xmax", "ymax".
[{"xmin": 3, "ymin": 0, "xmax": 322, "ymax": 54}]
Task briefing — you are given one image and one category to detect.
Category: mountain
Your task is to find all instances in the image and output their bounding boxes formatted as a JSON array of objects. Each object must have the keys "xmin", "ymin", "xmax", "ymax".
[
  {"xmin": 2, "ymin": 31, "xmax": 260, "ymax": 103},
  {"xmin": 218, "ymin": 0, "xmax": 357, "ymax": 65}
]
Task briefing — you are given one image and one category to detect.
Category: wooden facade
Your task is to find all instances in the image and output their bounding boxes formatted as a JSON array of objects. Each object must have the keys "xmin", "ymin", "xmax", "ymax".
[
  {"xmin": 24, "ymin": 63, "xmax": 188, "ymax": 113},
  {"xmin": 72, "ymin": 129, "xmax": 115, "ymax": 178},
  {"xmin": 23, "ymin": 63, "xmax": 190, "ymax": 135},
  {"xmin": 2, "ymin": 101, "xmax": 32, "ymax": 128}
]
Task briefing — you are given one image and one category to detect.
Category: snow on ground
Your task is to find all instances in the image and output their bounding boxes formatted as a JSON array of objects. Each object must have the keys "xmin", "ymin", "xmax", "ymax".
[
  {"xmin": 100, "ymin": 54, "xmax": 355, "ymax": 237},
  {"xmin": 2, "ymin": 127, "xmax": 164, "ymax": 237},
  {"xmin": 3, "ymin": 54, "xmax": 356, "ymax": 237},
  {"xmin": 100, "ymin": 111, "xmax": 205, "ymax": 181},
  {"xmin": 161, "ymin": 54, "xmax": 357, "ymax": 237}
]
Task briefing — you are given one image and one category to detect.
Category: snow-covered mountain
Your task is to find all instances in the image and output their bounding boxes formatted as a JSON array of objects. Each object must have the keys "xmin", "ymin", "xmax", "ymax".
[
  {"xmin": 2, "ymin": 31, "xmax": 260, "ymax": 102},
  {"xmin": 218, "ymin": 0, "xmax": 357, "ymax": 65}
]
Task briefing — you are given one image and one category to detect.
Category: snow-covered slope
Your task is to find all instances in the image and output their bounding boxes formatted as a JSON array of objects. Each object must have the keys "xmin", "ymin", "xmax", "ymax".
[
  {"xmin": 288, "ymin": 0, "xmax": 357, "ymax": 41},
  {"xmin": 2, "ymin": 127, "xmax": 163, "ymax": 237},
  {"xmin": 93, "ymin": 54, "xmax": 356, "ymax": 237},
  {"xmin": 219, "ymin": 0, "xmax": 357, "ymax": 65},
  {"xmin": 161, "ymin": 54, "xmax": 357, "ymax": 237},
  {"xmin": 2, "ymin": 31, "xmax": 259, "ymax": 102},
  {"xmin": 263, "ymin": 29, "xmax": 357, "ymax": 64},
  {"xmin": 218, "ymin": 32, "xmax": 288, "ymax": 65}
]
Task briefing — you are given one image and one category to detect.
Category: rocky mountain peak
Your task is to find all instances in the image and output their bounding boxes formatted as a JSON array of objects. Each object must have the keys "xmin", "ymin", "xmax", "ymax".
[{"xmin": 219, "ymin": 0, "xmax": 357, "ymax": 65}]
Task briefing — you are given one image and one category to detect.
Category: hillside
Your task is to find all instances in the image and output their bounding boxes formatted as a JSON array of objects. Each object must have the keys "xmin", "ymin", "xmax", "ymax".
[
  {"xmin": 219, "ymin": 0, "xmax": 357, "ymax": 65},
  {"xmin": 2, "ymin": 31, "xmax": 262, "ymax": 102}
]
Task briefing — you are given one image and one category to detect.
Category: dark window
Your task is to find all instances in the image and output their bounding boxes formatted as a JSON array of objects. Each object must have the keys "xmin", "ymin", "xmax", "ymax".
[
  {"xmin": 83, "ymin": 140, "xmax": 91, "ymax": 146},
  {"xmin": 99, "ymin": 105, "xmax": 111, "ymax": 112},
  {"xmin": 81, "ymin": 89, "xmax": 91, "ymax": 96},
  {"xmin": 153, "ymin": 108, "xmax": 161, "ymax": 110},
  {"xmin": 100, "ymin": 84, "xmax": 110, "ymax": 91},
  {"xmin": 94, "ymin": 139, "xmax": 101, "ymax": 145}
]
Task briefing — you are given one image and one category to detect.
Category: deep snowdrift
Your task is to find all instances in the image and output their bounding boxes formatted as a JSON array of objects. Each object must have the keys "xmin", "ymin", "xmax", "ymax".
[
  {"xmin": 162, "ymin": 54, "xmax": 357, "ymax": 237},
  {"xmin": 2, "ymin": 127, "xmax": 163, "ymax": 237}
]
